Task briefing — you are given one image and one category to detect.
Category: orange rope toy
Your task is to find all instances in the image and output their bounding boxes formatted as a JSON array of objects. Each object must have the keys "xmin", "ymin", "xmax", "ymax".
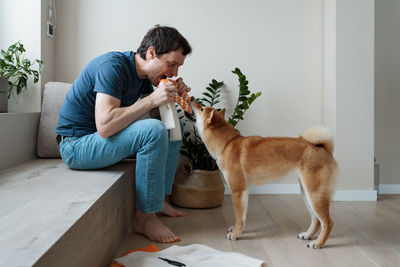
[{"xmin": 159, "ymin": 79, "xmax": 192, "ymax": 114}]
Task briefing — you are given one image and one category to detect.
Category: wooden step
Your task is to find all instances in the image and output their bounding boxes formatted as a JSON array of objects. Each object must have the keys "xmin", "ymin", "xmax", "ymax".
[{"xmin": 0, "ymin": 159, "xmax": 135, "ymax": 267}]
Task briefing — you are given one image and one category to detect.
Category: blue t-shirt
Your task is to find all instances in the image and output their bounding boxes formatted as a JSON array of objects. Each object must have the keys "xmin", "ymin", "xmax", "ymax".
[{"xmin": 56, "ymin": 51, "xmax": 154, "ymax": 137}]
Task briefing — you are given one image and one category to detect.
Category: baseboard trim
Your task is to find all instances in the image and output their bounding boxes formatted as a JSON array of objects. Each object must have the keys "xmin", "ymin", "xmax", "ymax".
[
  {"xmin": 379, "ymin": 184, "xmax": 400, "ymax": 194},
  {"xmin": 332, "ymin": 190, "xmax": 377, "ymax": 201},
  {"xmin": 250, "ymin": 184, "xmax": 301, "ymax": 194},
  {"xmin": 224, "ymin": 184, "xmax": 378, "ymax": 201},
  {"xmin": 224, "ymin": 184, "xmax": 301, "ymax": 195}
]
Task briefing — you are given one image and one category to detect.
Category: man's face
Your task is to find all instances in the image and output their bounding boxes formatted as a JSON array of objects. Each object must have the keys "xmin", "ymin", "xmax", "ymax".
[{"xmin": 146, "ymin": 48, "xmax": 186, "ymax": 86}]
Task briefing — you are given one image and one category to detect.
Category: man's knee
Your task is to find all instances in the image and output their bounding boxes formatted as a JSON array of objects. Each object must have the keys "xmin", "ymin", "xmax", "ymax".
[
  {"xmin": 148, "ymin": 119, "xmax": 168, "ymax": 138},
  {"xmin": 138, "ymin": 119, "xmax": 168, "ymax": 142}
]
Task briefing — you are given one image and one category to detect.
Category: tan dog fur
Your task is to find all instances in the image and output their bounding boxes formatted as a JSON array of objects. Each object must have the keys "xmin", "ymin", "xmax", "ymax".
[{"xmin": 191, "ymin": 101, "xmax": 338, "ymax": 248}]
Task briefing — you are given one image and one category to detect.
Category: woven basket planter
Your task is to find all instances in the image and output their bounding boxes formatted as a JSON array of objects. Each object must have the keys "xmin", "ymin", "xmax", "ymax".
[{"xmin": 171, "ymin": 165, "xmax": 225, "ymax": 209}]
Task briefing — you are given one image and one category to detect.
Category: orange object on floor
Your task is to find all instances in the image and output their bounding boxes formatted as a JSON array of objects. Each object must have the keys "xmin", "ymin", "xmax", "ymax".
[{"xmin": 110, "ymin": 244, "xmax": 160, "ymax": 267}]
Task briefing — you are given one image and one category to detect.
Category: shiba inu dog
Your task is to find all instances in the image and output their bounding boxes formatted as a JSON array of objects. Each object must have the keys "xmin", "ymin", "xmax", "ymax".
[{"xmin": 190, "ymin": 101, "xmax": 338, "ymax": 248}]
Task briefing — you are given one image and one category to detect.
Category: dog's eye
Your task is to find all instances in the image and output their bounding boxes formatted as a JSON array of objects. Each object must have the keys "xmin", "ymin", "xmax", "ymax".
[{"xmin": 200, "ymin": 108, "xmax": 204, "ymax": 112}]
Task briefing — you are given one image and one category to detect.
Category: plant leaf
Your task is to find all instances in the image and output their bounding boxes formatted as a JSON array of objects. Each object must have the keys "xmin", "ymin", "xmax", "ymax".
[{"xmin": 0, "ymin": 41, "xmax": 43, "ymax": 97}]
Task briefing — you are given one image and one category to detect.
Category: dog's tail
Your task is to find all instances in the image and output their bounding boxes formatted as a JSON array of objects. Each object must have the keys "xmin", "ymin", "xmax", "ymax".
[{"xmin": 301, "ymin": 126, "xmax": 334, "ymax": 154}]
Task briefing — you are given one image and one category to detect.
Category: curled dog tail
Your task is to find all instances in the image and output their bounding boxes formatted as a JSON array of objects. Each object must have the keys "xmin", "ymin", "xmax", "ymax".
[{"xmin": 301, "ymin": 126, "xmax": 334, "ymax": 154}]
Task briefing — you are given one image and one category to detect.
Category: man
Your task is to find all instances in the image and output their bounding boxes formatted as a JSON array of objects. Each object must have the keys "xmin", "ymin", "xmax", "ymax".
[{"xmin": 56, "ymin": 25, "xmax": 192, "ymax": 243}]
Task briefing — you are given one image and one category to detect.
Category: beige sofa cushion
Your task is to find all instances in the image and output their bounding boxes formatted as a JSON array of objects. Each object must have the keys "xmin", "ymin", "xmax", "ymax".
[{"xmin": 37, "ymin": 82, "xmax": 71, "ymax": 158}]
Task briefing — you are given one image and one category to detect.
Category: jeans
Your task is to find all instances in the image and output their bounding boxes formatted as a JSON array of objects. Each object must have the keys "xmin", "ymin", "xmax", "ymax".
[{"xmin": 59, "ymin": 118, "xmax": 182, "ymax": 213}]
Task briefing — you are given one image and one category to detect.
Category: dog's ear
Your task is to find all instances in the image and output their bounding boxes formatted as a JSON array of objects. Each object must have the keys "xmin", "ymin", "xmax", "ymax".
[
  {"xmin": 206, "ymin": 110, "xmax": 217, "ymax": 126},
  {"xmin": 219, "ymin": 108, "xmax": 226, "ymax": 118}
]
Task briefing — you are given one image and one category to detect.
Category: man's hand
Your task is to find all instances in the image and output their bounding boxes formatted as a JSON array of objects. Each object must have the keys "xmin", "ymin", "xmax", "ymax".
[
  {"xmin": 175, "ymin": 77, "xmax": 191, "ymax": 96},
  {"xmin": 148, "ymin": 81, "xmax": 177, "ymax": 107}
]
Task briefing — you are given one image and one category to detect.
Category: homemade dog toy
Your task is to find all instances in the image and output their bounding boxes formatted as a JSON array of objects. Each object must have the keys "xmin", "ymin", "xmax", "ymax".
[
  {"xmin": 159, "ymin": 79, "xmax": 192, "ymax": 114},
  {"xmin": 157, "ymin": 79, "xmax": 194, "ymax": 141}
]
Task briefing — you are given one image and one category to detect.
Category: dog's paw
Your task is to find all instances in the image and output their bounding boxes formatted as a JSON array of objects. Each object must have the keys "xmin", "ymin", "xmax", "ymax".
[
  {"xmin": 297, "ymin": 232, "xmax": 313, "ymax": 240},
  {"xmin": 307, "ymin": 241, "xmax": 322, "ymax": 249},
  {"xmin": 226, "ymin": 232, "xmax": 238, "ymax": 240},
  {"xmin": 227, "ymin": 226, "xmax": 234, "ymax": 233}
]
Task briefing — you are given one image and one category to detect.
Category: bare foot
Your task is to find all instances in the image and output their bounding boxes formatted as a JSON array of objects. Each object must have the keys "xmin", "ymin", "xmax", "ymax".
[
  {"xmin": 133, "ymin": 209, "xmax": 180, "ymax": 243},
  {"xmin": 160, "ymin": 201, "xmax": 187, "ymax": 217}
]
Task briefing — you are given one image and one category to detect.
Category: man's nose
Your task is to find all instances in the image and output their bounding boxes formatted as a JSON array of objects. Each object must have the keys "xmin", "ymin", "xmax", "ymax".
[{"xmin": 172, "ymin": 67, "xmax": 179, "ymax": 77}]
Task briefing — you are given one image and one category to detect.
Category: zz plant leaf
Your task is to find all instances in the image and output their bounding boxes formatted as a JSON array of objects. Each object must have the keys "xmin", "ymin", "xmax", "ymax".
[
  {"xmin": 227, "ymin": 68, "xmax": 262, "ymax": 127},
  {"xmin": 180, "ymin": 67, "xmax": 262, "ymax": 170}
]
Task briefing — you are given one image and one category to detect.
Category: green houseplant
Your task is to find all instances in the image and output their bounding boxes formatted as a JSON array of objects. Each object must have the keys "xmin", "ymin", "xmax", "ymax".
[
  {"xmin": 171, "ymin": 67, "xmax": 261, "ymax": 208},
  {"xmin": 181, "ymin": 67, "xmax": 262, "ymax": 171},
  {"xmin": 0, "ymin": 41, "xmax": 43, "ymax": 112}
]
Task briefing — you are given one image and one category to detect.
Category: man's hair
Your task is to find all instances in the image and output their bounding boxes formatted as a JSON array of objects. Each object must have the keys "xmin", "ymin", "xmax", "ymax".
[{"xmin": 137, "ymin": 25, "xmax": 192, "ymax": 59}]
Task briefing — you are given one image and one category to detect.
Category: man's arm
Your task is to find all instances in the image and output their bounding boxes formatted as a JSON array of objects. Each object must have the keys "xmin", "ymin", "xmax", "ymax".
[
  {"xmin": 95, "ymin": 93, "xmax": 151, "ymax": 138},
  {"xmin": 95, "ymin": 82, "xmax": 176, "ymax": 138}
]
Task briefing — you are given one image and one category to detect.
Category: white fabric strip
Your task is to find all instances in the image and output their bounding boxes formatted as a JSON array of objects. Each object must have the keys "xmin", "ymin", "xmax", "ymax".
[{"xmin": 115, "ymin": 244, "xmax": 264, "ymax": 267}]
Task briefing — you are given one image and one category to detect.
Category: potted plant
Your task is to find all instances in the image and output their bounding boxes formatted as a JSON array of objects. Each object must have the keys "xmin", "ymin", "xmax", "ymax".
[
  {"xmin": 0, "ymin": 41, "xmax": 44, "ymax": 112},
  {"xmin": 172, "ymin": 67, "xmax": 262, "ymax": 208}
]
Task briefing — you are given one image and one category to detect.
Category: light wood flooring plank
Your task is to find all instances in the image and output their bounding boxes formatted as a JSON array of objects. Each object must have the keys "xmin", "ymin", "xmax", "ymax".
[
  {"xmin": 116, "ymin": 195, "xmax": 400, "ymax": 267},
  {"xmin": 221, "ymin": 195, "xmax": 274, "ymax": 266},
  {"xmin": 255, "ymin": 195, "xmax": 355, "ymax": 267},
  {"xmin": 330, "ymin": 200, "xmax": 400, "ymax": 266},
  {"xmin": 277, "ymin": 195, "xmax": 378, "ymax": 267}
]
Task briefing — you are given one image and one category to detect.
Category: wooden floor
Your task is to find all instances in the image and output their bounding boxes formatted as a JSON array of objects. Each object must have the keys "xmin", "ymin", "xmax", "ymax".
[{"xmin": 116, "ymin": 195, "xmax": 400, "ymax": 267}]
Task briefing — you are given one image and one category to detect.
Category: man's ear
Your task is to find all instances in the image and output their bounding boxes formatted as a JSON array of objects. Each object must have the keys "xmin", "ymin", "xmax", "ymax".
[
  {"xmin": 146, "ymin": 46, "xmax": 156, "ymax": 60},
  {"xmin": 220, "ymin": 108, "xmax": 226, "ymax": 118}
]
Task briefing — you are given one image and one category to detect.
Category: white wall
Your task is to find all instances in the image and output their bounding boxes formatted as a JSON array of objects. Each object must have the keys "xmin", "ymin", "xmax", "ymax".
[
  {"xmin": 0, "ymin": 0, "xmax": 56, "ymax": 169},
  {"xmin": 334, "ymin": 0, "xmax": 375, "ymax": 193},
  {"xmin": 41, "ymin": 0, "xmax": 56, "ymax": 98},
  {"xmin": 0, "ymin": 0, "xmax": 41, "ymax": 112},
  {"xmin": 375, "ymin": 0, "xmax": 400, "ymax": 186},
  {"xmin": 55, "ymin": 0, "xmax": 324, "ymax": 184}
]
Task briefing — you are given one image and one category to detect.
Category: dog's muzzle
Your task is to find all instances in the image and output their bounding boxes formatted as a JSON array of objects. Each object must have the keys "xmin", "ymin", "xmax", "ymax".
[{"xmin": 184, "ymin": 96, "xmax": 196, "ymax": 122}]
